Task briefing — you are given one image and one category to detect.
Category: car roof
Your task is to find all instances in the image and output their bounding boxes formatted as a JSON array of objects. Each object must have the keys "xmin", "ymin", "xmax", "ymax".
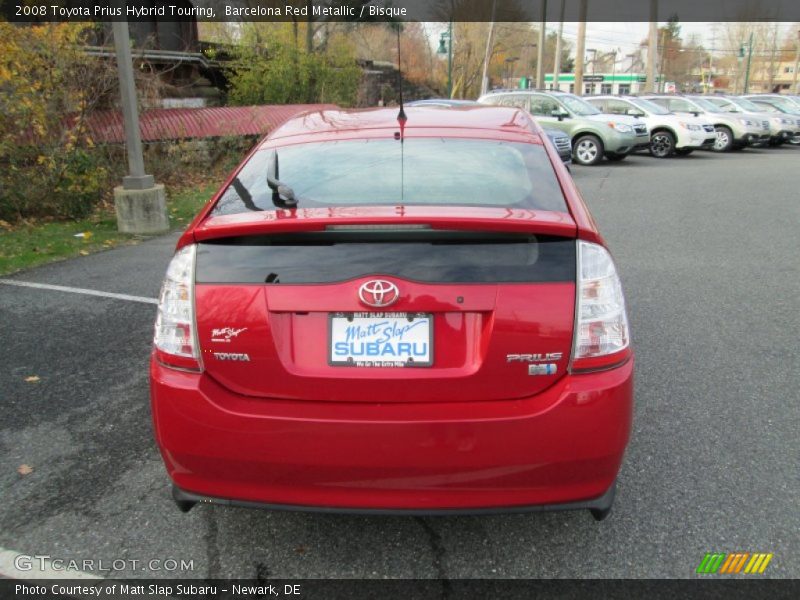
[
  {"xmin": 265, "ymin": 106, "xmax": 540, "ymax": 143},
  {"xmin": 406, "ymin": 99, "xmax": 478, "ymax": 106},
  {"xmin": 483, "ymin": 89, "xmax": 567, "ymax": 96}
]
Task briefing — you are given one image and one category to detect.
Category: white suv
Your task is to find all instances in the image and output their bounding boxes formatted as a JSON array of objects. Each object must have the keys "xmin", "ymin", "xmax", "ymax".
[
  {"xmin": 642, "ymin": 95, "xmax": 770, "ymax": 152},
  {"xmin": 586, "ymin": 96, "xmax": 716, "ymax": 158}
]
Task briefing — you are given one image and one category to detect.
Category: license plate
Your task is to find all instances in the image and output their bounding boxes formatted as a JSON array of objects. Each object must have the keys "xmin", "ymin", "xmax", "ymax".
[{"xmin": 329, "ymin": 312, "xmax": 433, "ymax": 367}]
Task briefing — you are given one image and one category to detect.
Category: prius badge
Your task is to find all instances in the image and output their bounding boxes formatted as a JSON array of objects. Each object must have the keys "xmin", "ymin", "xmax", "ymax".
[{"xmin": 358, "ymin": 280, "xmax": 399, "ymax": 308}]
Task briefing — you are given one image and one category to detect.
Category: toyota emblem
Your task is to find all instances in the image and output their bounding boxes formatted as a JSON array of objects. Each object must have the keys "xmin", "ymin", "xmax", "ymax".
[{"xmin": 358, "ymin": 280, "xmax": 400, "ymax": 308}]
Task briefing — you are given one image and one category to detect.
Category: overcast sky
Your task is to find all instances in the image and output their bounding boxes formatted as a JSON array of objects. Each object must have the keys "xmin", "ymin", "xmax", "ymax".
[
  {"xmin": 423, "ymin": 21, "xmax": 797, "ymax": 67},
  {"xmin": 559, "ymin": 22, "xmax": 796, "ymax": 55}
]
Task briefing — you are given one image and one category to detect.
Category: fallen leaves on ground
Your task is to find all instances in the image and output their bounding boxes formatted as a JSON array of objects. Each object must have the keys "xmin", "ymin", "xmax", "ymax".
[
  {"xmin": 79, "ymin": 250, "xmax": 89, "ymax": 256},
  {"xmin": 17, "ymin": 464, "xmax": 33, "ymax": 476},
  {"xmin": 24, "ymin": 375, "xmax": 40, "ymax": 383}
]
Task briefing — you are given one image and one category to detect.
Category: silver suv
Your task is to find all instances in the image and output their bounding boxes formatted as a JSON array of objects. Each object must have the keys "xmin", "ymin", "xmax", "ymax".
[
  {"xmin": 642, "ymin": 95, "xmax": 769, "ymax": 152},
  {"xmin": 586, "ymin": 96, "xmax": 716, "ymax": 158},
  {"xmin": 705, "ymin": 95, "xmax": 799, "ymax": 146},
  {"xmin": 478, "ymin": 90, "xmax": 650, "ymax": 165}
]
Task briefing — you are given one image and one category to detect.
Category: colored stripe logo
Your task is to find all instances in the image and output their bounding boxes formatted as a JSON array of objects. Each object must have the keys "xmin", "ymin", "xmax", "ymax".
[{"xmin": 697, "ymin": 552, "xmax": 773, "ymax": 574}]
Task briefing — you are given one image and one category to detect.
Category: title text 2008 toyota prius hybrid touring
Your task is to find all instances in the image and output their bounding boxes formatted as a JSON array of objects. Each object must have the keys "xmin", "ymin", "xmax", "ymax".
[{"xmin": 150, "ymin": 106, "xmax": 633, "ymax": 521}]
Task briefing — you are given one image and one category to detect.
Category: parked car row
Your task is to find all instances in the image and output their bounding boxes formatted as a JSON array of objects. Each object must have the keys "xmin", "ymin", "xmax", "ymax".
[
  {"xmin": 475, "ymin": 90, "xmax": 800, "ymax": 165},
  {"xmin": 408, "ymin": 98, "xmax": 573, "ymax": 165}
]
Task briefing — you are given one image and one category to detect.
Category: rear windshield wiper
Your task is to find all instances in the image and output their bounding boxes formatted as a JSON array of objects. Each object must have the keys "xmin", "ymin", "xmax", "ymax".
[{"xmin": 267, "ymin": 150, "xmax": 299, "ymax": 208}]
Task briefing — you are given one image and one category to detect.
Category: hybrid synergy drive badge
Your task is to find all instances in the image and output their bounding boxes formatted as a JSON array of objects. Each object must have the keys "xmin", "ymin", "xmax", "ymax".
[{"xmin": 528, "ymin": 364, "xmax": 558, "ymax": 376}]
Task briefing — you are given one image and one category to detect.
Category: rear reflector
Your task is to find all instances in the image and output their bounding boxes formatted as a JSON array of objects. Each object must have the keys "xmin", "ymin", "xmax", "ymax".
[
  {"xmin": 154, "ymin": 244, "xmax": 202, "ymax": 371},
  {"xmin": 571, "ymin": 241, "xmax": 631, "ymax": 372}
]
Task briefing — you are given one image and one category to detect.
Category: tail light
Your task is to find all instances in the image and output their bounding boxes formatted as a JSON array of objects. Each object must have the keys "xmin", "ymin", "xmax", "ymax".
[
  {"xmin": 570, "ymin": 241, "xmax": 631, "ymax": 372},
  {"xmin": 153, "ymin": 244, "xmax": 202, "ymax": 371}
]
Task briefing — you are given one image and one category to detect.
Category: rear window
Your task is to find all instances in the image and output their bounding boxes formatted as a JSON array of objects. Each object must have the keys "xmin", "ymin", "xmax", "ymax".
[
  {"xmin": 211, "ymin": 139, "xmax": 567, "ymax": 216},
  {"xmin": 196, "ymin": 232, "xmax": 575, "ymax": 284}
]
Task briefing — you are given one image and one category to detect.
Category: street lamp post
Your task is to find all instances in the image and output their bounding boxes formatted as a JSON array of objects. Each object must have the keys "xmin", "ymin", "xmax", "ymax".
[
  {"xmin": 625, "ymin": 52, "xmax": 638, "ymax": 73},
  {"xmin": 586, "ymin": 49, "xmax": 597, "ymax": 75},
  {"xmin": 611, "ymin": 50, "xmax": 619, "ymax": 85},
  {"xmin": 438, "ymin": 22, "xmax": 454, "ymax": 98},
  {"xmin": 111, "ymin": 13, "xmax": 168, "ymax": 234},
  {"xmin": 504, "ymin": 57, "xmax": 519, "ymax": 89},
  {"xmin": 521, "ymin": 43, "xmax": 536, "ymax": 89}
]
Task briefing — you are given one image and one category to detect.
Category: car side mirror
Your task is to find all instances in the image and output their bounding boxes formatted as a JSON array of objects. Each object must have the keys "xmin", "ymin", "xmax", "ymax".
[
  {"xmin": 691, "ymin": 111, "xmax": 700, "ymax": 117},
  {"xmin": 626, "ymin": 108, "xmax": 643, "ymax": 118},
  {"xmin": 551, "ymin": 110, "xmax": 568, "ymax": 121}
]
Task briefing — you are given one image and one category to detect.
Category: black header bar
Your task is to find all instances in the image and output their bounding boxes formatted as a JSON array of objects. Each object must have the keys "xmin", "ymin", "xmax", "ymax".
[{"xmin": 6, "ymin": 0, "xmax": 800, "ymax": 23}]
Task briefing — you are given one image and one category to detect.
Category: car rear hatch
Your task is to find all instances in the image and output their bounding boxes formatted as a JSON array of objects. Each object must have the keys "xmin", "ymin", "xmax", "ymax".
[{"xmin": 192, "ymin": 209, "xmax": 578, "ymax": 403}]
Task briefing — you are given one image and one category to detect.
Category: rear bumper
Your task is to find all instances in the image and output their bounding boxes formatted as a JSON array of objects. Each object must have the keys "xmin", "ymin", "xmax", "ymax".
[
  {"xmin": 150, "ymin": 356, "xmax": 634, "ymax": 511},
  {"xmin": 172, "ymin": 480, "xmax": 617, "ymax": 516}
]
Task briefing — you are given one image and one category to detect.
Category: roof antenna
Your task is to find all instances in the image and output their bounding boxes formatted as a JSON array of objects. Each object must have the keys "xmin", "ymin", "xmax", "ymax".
[
  {"xmin": 395, "ymin": 24, "xmax": 406, "ymax": 203},
  {"xmin": 395, "ymin": 24, "xmax": 407, "ymax": 132}
]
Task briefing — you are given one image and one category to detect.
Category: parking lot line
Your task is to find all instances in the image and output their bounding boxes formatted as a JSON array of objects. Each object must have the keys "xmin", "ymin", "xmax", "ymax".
[{"xmin": 0, "ymin": 280, "xmax": 158, "ymax": 305}]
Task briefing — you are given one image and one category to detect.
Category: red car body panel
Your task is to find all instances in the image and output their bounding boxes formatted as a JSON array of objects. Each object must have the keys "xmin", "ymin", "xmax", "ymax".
[
  {"xmin": 194, "ymin": 281, "xmax": 575, "ymax": 403},
  {"xmin": 151, "ymin": 358, "xmax": 632, "ymax": 510},
  {"xmin": 155, "ymin": 106, "xmax": 633, "ymax": 514},
  {"xmin": 193, "ymin": 207, "xmax": 577, "ymax": 242}
]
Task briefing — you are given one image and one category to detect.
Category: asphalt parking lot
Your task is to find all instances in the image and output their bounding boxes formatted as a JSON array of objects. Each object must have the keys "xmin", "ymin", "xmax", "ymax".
[{"xmin": 1, "ymin": 145, "xmax": 798, "ymax": 580}]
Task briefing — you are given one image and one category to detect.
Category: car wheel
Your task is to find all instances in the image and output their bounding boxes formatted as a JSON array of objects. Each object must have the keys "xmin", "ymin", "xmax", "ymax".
[
  {"xmin": 573, "ymin": 135, "xmax": 604, "ymax": 166},
  {"xmin": 713, "ymin": 126, "xmax": 734, "ymax": 152},
  {"xmin": 675, "ymin": 148, "xmax": 694, "ymax": 156},
  {"xmin": 649, "ymin": 130, "xmax": 676, "ymax": 158}
]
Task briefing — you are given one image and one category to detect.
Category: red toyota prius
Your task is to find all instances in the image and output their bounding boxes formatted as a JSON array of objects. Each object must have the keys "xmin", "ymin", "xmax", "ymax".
[{"xmin": 150, "ymin": 106, "xmax": 633, "ymax": 521}]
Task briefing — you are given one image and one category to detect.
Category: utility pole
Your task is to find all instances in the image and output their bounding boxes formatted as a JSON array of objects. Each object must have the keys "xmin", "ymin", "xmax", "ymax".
[
  {"xmin": 574, "ymin": 0, "xmax": 588, "ymax": 95},
  {"xmin": 536, "ymin": 0, "xmax": 547, "ymax": 88},
  {"xmin": 480, "ymin": 0, "xmax": 497, "ymax": 96},
  {"xmin": 658, "ymin": 27, "xmax": 667, "ymax": 92},
  {"xmin": 646, "ymin": 0, "xmax": 658, "ymax": 93},
  {"xmin": 793, "ymin": 28, "xmax": 799, "ymax": 94},
  {"xmin": 743, "ymin": 31, "xmax": 754, "ymax": 93},
  {"xmin": 708, "ymin": 23, "xmax": 717, "ymax": 94},
  {"xmin": 111, "ymin": 10, "xmax": 168, "ymax": 234},
  {"xmin": 553, "ymin": 0, "xmax": 565, "ymax": 91}
]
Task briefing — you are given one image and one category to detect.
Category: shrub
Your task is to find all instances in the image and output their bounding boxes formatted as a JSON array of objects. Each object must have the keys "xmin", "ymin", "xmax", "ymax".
[
  {"xmin": 0, "ymin": 23, "xmax": 114, "ymax": 221},
  {"xmin": 225, "ymin": 36, "xmax": 361, "ymax": 107}
]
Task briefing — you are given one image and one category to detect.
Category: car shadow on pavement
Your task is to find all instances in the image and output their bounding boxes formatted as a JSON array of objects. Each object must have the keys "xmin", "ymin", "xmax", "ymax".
[{"xmin": 200, "ymin": 500, "xmax": 610, "ymax": 579}]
